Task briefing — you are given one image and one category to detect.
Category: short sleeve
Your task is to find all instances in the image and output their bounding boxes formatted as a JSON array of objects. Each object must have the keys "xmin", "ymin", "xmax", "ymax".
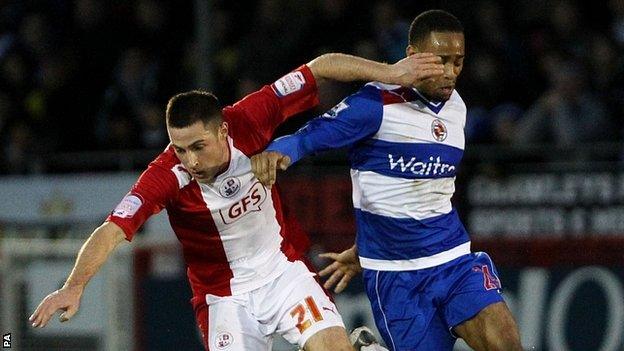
[{"xmin": 106, "ymin": 164, "xmax": 178, "ymax": 241}]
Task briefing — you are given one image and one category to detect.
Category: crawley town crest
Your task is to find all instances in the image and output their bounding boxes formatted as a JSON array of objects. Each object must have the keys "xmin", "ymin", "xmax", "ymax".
[
  {"xmin": 215, "ymin": 331, "xmax": 233, "ymax": 349},
  {"xmin": 219, "ymin": 177, "xmax": 241, "ymax": 197}
]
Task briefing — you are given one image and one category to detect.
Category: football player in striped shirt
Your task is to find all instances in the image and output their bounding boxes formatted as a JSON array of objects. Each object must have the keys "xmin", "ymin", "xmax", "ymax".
[{"xmin": 252, "ymin": 10, "xmax": 523, "ymax": 351}]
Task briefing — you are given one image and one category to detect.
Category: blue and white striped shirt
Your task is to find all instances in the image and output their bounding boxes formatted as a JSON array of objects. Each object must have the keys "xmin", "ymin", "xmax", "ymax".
[{"xmin": 268, "ymin": 82, "xmax": 471, "ymax": 271}]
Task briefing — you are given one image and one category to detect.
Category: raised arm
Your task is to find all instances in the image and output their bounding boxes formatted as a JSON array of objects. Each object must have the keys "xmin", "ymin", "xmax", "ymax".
[
  {"xmin": 226, "ymin": 53, "xmax": 442, "ymax": 155},
  {"xmin": 307, "ymin": 53, "xmax": 443, "ymax": 87},
  {"xmin": 29, "ymin": 221, "xmax": 126, "ymax": 327}
]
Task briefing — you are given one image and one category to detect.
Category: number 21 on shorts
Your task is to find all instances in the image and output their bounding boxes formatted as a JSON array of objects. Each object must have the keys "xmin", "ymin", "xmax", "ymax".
[{"xmin": 290, "ymin": 296, "xmax": 324, "ymax": 333}]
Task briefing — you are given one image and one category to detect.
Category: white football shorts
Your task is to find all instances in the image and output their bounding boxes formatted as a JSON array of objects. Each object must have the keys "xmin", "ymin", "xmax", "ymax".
[{"xmin": 203, "ymin": 259, "xmax": 345, "ymax": 350}]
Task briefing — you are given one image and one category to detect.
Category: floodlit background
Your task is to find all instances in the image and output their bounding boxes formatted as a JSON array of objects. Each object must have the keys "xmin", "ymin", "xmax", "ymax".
[{"xmin": 1, "ymin": 0, "xmax": 624, "ymax": 350}]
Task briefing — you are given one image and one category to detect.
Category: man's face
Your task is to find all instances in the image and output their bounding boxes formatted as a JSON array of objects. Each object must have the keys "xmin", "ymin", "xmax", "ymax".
[
  {"xmin": 408, "ymin": 31, "xmax": 465, "ymax": 101},
  {"xmin": 168, "ymin": 120, "xmax": 229, "ymax": 183}
]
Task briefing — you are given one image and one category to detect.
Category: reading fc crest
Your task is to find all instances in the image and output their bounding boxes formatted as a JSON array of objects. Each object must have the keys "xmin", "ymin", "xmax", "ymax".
[
  {"xmin": 219, "ymin": 177, "xmax": 241, "ymax": 197},
  {"xmin": 431, "ymin": 119, "xmax": 448, "ymax": 142}
]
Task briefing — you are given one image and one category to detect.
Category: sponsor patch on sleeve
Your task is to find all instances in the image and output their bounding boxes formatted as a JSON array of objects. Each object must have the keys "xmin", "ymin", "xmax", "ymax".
[
  {"xmin": 322, "ymin": 101, "xmax": 349, "ymax": 118},
  {"xmin": 272, "ymin": 71, "xmax": 306, "ymax": 97},
  {"xmin": 112, "ymin": 194, "xmax": 143, "ymax": 218}
]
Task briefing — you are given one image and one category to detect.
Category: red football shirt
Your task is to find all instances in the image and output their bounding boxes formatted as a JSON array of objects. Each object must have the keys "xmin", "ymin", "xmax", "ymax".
[{"xmin": 107, "ymin": 65, "xmax": 318, "ymax": 298}]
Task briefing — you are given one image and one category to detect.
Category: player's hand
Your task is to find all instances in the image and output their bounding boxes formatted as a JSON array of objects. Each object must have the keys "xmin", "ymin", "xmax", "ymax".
[
  {"xmin": 29, "ymin": 285, "xmax": 83, "ymax": 328},
  {"xmin": 251, "ymin": 151, "xmax": 291, "ymax": 188},
  {"xmin": 388, "ymin": 53, "xmax": 444, "ymax": 88},
  {"xmin": 318, "ymin": 246, "xmax": 362, "ymax": 293}
]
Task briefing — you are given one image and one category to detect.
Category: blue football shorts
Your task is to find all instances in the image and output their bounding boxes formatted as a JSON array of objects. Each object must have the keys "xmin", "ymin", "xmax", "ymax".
[{"xmin": 362, "ymin": 251, "xmax": 505, "ymax": 351}]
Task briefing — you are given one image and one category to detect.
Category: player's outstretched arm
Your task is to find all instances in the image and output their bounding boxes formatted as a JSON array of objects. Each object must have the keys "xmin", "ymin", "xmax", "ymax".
[
  {"xmin": 29, "ymin": 221, "xmax": 126, "ymax": 328},
  {"xmin": 251, "ymin": 151, "xmax": 291, "ymax": 188},
  {"xmin": 307, "ymin": 53, "xmax": 443, "ymax": 87},
  {"xmin": 318, "ymin": 245, "xmax": 362, "ymax": 293}
]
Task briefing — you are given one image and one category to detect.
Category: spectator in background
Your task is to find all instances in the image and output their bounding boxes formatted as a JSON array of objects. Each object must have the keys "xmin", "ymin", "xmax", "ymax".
[
  {"xmin": 549, "ymin": 1, "xmax": 590, "ymax": 57},
  {"xmin": 239, "ymin": 0, "xmax": 312, "ymax": 85},
  {"xmin": 588, "ymin": 36, "xmax": 621, "ymax": 92},
  {"xmin": 112, "ymin": 47, "xmax": 161, "ymax": 108},
  {"xmin": 134, "ymin": 0, "xmax": 167, "ymax": 50},
  {"xmin": 0, "ymin": 51, "xmax": 34, "ymax": 104},
  {"xmin": 0, "ymin": 92, "xmax": 9, "ymax": 129},
  {"xmin": 133, "ymin": 0, "xmax": 189, "ymax": 100},
  {"xmin": 462, "ymin": 51, "xmax": 506, "ymax": 109},
  {"xmin": 206, "ymin": 8, "xmax": 241, "ymax": 99},
  {"xmin": 587, "ymin": 35, "xmax": 624, "ymax": 136},
  {"xmin": 96, "ymin": 47, "xmax": 161, "ymax": 149},
  {"xmin": 0, "ymin": 1, "xmax": 179, "ymax": 172},
  {"xmin": 137, "ymin": 103, "xmax": 167, "ymax": 148},
  {"xmin": 513, "ymin": 60, "xmax": 612, "ymax": 148},
  {"xmin": 465, "ymin": 102, "xmax": 523, "ymax": 145},
  {"xmin": 99, "ymin": 108, "xmax": 140, "ymax": 150},
  {"xmin": 0, "ymin": 92, "xmax": 14, "ymax": 172},
  {"xmin": 462, "ymin": 47, "xmax": 526, "ymax": 146},
  {"xmin": 19, "ymin": 12, "xmax": 53, "ymax": 59},
  {"xmin": 490, "ymin": 103, "xmax": 524, "ymax": 144},
  {"xmin": 2, "ymin": 120, "xmax": 41, "ymax": 174},
  {"xmin": 72, "ymin": 0, "xmax": 118, "ymax": 95},
  {"xmin": 469, "ymin": 1, "xmax": 530, "ymax": 103},
  {"xmin": 0, "ymin": 0, "xmax": 622, "ymax": 175},
  {"xmin": 302, "ymin": 0, "xmax": 366, "ymax": 55},
  {"xmin": 372, "ymin": 1, "xmax": 409, "ymax": 62},
  {"xmin": 178, "ymin": 40, "xmax": 201, "ymax": 91},
  {"xmin": 609, "ymin": 0, "xmax": 624, "ymax": 47},
  {"xmin": 27, "ymin": 52, "xmax": 91, "ymax": 151}
]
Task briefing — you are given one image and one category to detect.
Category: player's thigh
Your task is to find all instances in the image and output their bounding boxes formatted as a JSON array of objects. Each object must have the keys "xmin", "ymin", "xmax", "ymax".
[
  {"xmin": 302, "ymin": 326, "xmax": 353, "ymax": 351},
  {"xmin": 441, "ymin": 252, "xmax": 505, "ymax": 331},
  {"xmin": 453, "ymin": 301, "xmax": 522, "ymax": 351},
  {"xmin": 363, "ymin": 269, "xmax": 455, "ymax": 351},
  {"xmin": 207, "ymin": 295, "xmax": 272, "ymax": 351},
  {"xmin": 275, "ymin": 262, "xmax": 347, "ymax": 349}
]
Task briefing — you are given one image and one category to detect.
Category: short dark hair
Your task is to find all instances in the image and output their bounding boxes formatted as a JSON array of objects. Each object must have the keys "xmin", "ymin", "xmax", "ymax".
[
  {"xmin": 166, "ymin": 90, "xmax": 222, "ymax": 128},
  {"xmin": 408, "ymin": 10, "xmax": 463, "ymax": 46}
]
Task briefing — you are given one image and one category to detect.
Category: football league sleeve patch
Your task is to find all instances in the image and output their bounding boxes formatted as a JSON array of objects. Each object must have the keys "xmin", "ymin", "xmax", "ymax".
[
  {"xmin": 111, "ymin": 194, "xmax": 143, "ymax": 219},
  {"xmin": 106, "ymin": 164, "xmax": 177, "ymax": 241},
  {"xmin": 272, "ymin": 70, "xmax": 307, "ymax": 97},
  {"xmin": 223, "ymin": 65, "xmax": 319, "ymax": 154},
  {"xmin": 270, "ymin": 64, "xmax": 319, "ymax": 119}
]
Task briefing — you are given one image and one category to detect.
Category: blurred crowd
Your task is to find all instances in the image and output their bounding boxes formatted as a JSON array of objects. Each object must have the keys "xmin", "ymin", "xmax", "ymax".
[{"xmin": 0, "ymin": 0, "xmax": 624, "ymax": 174}]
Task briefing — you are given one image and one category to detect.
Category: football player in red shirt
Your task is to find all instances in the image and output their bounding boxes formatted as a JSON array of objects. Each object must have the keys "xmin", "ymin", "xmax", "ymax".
[{"xmin": 29, "ymin": 53, "xmax": 443, "ymax": 351}]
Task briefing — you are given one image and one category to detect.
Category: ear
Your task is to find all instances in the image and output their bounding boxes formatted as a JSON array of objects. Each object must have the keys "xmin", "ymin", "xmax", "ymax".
[
  {"xmin": 218, "ymin": 122, "xmax": 229, "ymax": 139},
  {"xmin": 406, "ymin": 44, "xmax": 418, "ymax": 57}
]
